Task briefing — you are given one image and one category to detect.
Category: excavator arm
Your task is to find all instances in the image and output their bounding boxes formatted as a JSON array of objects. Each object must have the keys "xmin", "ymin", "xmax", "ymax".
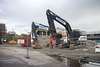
[
  {"xmin": 46, "ymin": 9, "xmax": 72, "ymax": 37},
  {"xmin": 32, "ymin": 22, "xmax": 39, "ymax": 43},
  {"xmin": 32, "ymin": 22, "xmax": 48, "ymax": 44},
  {"xmin": 46, "ymin": 9, "xmax": 80, "ymax": 45}
]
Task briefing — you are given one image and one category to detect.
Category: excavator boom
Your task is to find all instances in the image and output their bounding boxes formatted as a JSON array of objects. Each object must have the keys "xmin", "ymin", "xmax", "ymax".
[{"xmin": 46, "ymin": 9, "xmax": 80, "ymax": 45}]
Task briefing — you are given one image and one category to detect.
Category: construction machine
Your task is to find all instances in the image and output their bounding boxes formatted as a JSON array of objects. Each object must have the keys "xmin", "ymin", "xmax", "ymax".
[
  {"xmin": 31, "ymin": 22, "xmax": 48, "ymax": 48},
  {"xmin": 46, "ymin": 9, "xmax": 86, "ymax": 48}
]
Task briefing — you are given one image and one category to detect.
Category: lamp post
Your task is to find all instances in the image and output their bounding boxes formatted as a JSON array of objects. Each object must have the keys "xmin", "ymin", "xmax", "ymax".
[
  {"xmin": 25, "ymin": 32, "xmax": 30, "ymax": 59},
  {"xmin": 80, "ymin": 37, "xmax": 83, "ymax": 60}
]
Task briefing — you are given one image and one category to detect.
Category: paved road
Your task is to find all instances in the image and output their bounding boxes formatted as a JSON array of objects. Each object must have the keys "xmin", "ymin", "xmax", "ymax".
[
  {"xmin": 1, "ymin": 44, "xmax": 100, "ymax": 67},
  {"xmin": 0, "ymin": 45, "xmax": 67, "ymax": 67}
]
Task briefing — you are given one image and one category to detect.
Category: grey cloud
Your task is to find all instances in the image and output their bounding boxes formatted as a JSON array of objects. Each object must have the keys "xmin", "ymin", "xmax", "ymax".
[{"xmin": 0, "ymin": 0, "xmax": 100, "ymax": 34}]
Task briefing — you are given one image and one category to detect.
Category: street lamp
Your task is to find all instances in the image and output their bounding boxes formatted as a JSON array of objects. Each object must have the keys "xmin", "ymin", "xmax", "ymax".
[{"xmin": 25, "ymin": 32, "xmax": 30, "ymax": 59}]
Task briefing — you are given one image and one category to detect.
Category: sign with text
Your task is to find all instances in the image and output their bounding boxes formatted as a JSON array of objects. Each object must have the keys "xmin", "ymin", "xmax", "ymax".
[{"xmin": 17, "ymin": 39, "xmax": 25, "ymax": 44}]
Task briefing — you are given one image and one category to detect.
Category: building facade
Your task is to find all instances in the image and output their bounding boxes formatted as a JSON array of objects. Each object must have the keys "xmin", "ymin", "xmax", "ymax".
[
  {"xmin": 86, "ymin": 31, "xmax": 100, "ymax": 40},
  {"xmin": 0, "ymin": 23, "xmax": 7, "ymax": 41},
  {"xmin": 37, "ymin": 27, "xmax": 66, "ymax": 36}
]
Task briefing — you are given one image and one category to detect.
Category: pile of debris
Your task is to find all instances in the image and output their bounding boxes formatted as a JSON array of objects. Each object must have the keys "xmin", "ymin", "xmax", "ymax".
[
  {"xmin": 32, "ymin": 36, "xmax": 50, "ymax": 49},
  {"xmin": 38, "ymin": 36, "xmax": 50, "ymax": 47},
  {"xmin": 85, "ymin": 40, "xmax": 96, "ymax": 53}
]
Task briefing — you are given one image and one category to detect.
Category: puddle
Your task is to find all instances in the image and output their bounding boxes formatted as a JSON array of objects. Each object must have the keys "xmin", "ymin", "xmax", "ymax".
[
  {"xmin": 65, "ymin": 58, "xmax": 100, "ymax": 67},
  {"xmin": 0, "ymin": 58, "xmax": 25, "ymax": 64},
  {"xmin": 49, "ymin": 55, "xmax": 100, "ymax": 67}
]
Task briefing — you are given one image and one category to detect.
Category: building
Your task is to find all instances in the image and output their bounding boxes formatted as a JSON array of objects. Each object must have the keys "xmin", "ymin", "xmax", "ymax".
[
  {"xmin": 0, "ymin": 23, "xmax": 7, "ymax": 41},
  {"xmin": 37, "ymin": 27, "xmax": 49, "ymax": 36},
  {"xmin": 56, "ymin": 27, "xmax": 66, "ymax": 33},
  {"xmin": 86, "ymin": 31, "xmax": 100, "ymax": 40},
  {"xmin": 37, "ymin": 27, "xmax": 66, "ymax": 36}
]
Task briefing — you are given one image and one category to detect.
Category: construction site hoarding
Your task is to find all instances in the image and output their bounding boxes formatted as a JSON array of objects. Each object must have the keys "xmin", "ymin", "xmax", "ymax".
[{"xmin": 19, "ymin": 38, "xmax": 31, "ymax": 47}]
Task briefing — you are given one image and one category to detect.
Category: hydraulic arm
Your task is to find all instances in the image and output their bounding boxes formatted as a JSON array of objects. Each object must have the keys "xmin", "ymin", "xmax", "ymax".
[
  {"xmin": 32, "ymin": 22, "xmax": 48, "ymax": 44},
  {"xmin": 46, "ymin": 9, "xmax": 72, "ymax": 35},
  {"xmin": 46, "ymin": 9, "xmax": 80, "ymax": 44},
  {"xmin": 32, "ymin": 22, "xmax": 39, "ymax": 43}
]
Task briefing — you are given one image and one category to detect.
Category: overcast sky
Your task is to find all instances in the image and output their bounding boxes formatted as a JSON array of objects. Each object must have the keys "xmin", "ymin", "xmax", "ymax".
[{"xmin": 0, "ymin": 0, "xmax": 100, "ymax": 34}]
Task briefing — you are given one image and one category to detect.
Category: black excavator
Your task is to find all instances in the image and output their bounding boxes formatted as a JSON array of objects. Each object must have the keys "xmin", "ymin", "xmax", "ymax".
[
  {"xmin": 31, "ymin": 22, "xmax": 48, "ymax": 48},
  {"xmin": 32, "ymin": 22, "xmax": 39, "ymax": 44},
  {"xmin": 46, "ymin": 9, "xmax": 84, "ymax": 48}
]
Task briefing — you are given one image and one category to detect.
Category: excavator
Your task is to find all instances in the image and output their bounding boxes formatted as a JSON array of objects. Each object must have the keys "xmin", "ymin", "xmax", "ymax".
[
  {"xmin": 31, "ymin": 22, "xmax": 48, "ymax": 49},
  {"xmin": 46, "ymin": 9, "xmax": 86, "ymax": 48}
]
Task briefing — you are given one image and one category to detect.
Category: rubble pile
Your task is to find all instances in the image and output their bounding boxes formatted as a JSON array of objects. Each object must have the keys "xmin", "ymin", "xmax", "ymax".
[
  {"xmin": 37, "ymin": 36, "xmax": 50, "ymax": 47},
  {"xmin": 85, "ymin": 40, "xmax": 96, "ymax": 53}
]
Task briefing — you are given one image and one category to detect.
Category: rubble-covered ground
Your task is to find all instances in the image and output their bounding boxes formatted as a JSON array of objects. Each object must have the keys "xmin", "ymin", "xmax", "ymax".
[{"xmin": 35, "ymin": 36, "xmax": 100, "ymax": 62}]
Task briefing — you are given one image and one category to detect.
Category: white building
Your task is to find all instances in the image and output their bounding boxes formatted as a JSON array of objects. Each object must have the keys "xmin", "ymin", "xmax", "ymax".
[{"xmin": 56, "ymin": 27, "xmax": 66, "ymax": 33}]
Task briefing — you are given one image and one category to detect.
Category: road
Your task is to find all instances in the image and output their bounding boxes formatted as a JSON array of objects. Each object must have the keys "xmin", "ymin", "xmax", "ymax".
[
  {"xmin": 0, "ymin": 44, "xmax": 66, "ymax": 67},
  {"xmin": 1, "ymin": 44, "xmax": 100, "ymax": 67}
]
